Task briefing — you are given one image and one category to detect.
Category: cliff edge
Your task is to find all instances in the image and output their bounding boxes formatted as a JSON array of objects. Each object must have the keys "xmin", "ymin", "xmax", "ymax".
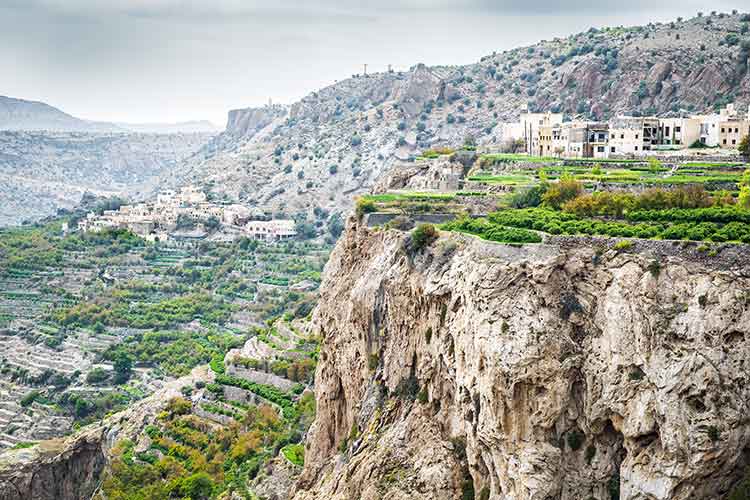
[{"xmin": 293, "ymin": 220, "xmax": 750, "ymax": 500}]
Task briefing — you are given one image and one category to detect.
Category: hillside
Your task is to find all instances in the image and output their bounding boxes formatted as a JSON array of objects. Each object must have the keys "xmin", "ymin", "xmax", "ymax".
[
  {"xmin": 0, "ymin": 131, "xmax": 213, "ymax": 226},
  {"xmin": 0, "ymin": 96, "xmax": 118, "ymax": 133},
  {"xmin": 176, "ymin": 12, "xmax": 750, "ymax": 228}
]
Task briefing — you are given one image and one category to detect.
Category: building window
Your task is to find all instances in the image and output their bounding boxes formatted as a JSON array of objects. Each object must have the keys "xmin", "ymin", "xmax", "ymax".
[
  {"xmin": 675, "ymin": 126, "xmax": 681, "ymax": 132},
  {"xmin": 635, "ymin": 146, "xmax": 639, "ymax": 151},
  {"xmin": 721, "ymin": 128, "xmax": 725, "ymax": 133},
  {"xmin": 724, "ymin": 139, "xmax": 728, "ymax": 145},
  {"xmin": 732, "ymin": 140, "xmax": 737, "ymax": 145},
  {"xmin": 620, "ymin": 134, "xmax": 624, "ymax": 139},
  {"xmin": 611, "ymin": 147, "xmax": 616, "ymax": 153},
  {"xmin": 597, "ymin": 146, "xmax": 605, "ymax": 152},
  {"xmin": 635, "ymin": 134, "xmax": 639, "ymax": 139}
]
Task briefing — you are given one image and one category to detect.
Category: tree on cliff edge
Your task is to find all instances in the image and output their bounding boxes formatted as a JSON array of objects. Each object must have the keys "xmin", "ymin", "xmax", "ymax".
[{"xmin": 739, "ymin": 135, "xmax": 749, "ymax": 158}]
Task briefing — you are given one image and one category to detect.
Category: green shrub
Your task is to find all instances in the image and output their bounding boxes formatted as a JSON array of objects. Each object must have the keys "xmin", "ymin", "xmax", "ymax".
[
  {"xmin": 411, "ymin": 224, "xmax": 439, "ymax": 251},
  {"xmin": 462, "ymin": 478, "xmax": 475, "ymax": 500},
  {"xmin": 585, "ymin": 444, "xmax": 596, "ymax": 464},
  {"xmin": 368, "ymin": 353, "xmax": 379, "ymax": 371},
  {"xmin": 281, "ymin": 443, "xmax": 305, "ymax": 466},
  {"xmin": 647, "ymin": 259, "xmax": 661, "ymax": 278},
  {"xmin": 20, "ymin": 391, "xmax": 41, "ymax": 407},
  {"xmin": 356, "ymin": 198, "xmax": 377, "ymax": 219},
  {"xmin": 614, "ymin": 240, "xmax": 633, "ymax": 251}
]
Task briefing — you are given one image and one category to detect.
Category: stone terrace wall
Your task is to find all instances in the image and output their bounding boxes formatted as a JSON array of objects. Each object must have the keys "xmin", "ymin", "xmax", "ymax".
[
  {"xmin": 546, "ymin": 234, "xmax": 750, "ymax": 273},
  {"xmin": 225, "ymin": 364, "xmax": 297, "ymax": 392}
]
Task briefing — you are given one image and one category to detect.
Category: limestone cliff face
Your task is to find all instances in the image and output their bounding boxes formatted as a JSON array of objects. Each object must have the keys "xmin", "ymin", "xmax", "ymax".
[{"xmin": 293, "ymin": 221, "xmax": 750, "ymax": 500}]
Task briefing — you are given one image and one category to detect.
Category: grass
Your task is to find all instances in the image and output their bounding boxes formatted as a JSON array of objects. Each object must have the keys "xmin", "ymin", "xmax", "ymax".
[
  {"xmin": 11, "ymin": 441, "xmax": 38, "ymax": 450},
  {"xmin": 364, "ymin": 192, "xmax": 457, "ymax": 202},
  {"xmin": 281, "ymin": 443, "xmax": 305, "ymax": 466}
]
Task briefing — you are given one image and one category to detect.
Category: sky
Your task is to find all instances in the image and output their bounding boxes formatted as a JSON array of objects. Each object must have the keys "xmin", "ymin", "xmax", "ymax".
[{"xmin": 1, "ymin": 0, "xmax": 747, "ymax": 126}]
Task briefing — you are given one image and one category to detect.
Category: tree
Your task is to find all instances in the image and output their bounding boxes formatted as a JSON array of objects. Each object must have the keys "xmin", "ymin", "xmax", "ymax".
[
  {"xmin": 648, "ymin": 157, "xmax": 662, "ymax": 173},
  {"xmin": 739, "ymin": 186, "xmax": 750, "ymax": 209},
  {"xmin": 739, "ymin": 135, "xmax": 749, "ymax": 158},
  {"xmin": 205, "ymin": 216, "xmax": 220, "ymax": 230},
  {"xmin": 112, "ymin": 352, "xmax": 133, "ymax": 384},
  {"xmin": 542, "ymin": 175, "xmax": 583, "ymax": 209}
]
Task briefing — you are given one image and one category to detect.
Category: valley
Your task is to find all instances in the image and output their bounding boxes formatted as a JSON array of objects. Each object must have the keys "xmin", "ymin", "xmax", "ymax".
[{"xmin": 1, "ymin": 7, "xmax": 750, "ymax": 500}]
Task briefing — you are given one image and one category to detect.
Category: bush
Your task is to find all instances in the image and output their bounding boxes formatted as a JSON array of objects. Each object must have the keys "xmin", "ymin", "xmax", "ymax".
[
  {"xmin": 411, "ymin": 224, "xmax": 439, "ymax": 251},
  {"xmin": 542, "ymin": 176, "xmax": 583, "ymax": 209},
  {"xmin": 356, "ymin": 198, "xmax": 377, "ymax": 219},
  {"xmin": 86, "ymin": 368, "xmax": 110, "ymax": 385},
  {"xmin": 20, "ymin": 390, "xmax": 41, "ymax": 407},
  {"xmin": 740, "ymin": 135, "xmax": 749, "ymax": 158},
  {"xmin": 281, "ymin": 443, "xmax": 305, "ymax": 466}
]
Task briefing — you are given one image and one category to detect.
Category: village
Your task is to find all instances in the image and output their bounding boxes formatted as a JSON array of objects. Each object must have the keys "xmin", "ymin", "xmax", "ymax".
[
  {"xmin": 77, "ymin": 186, "xmax": 297, "ymax": 245},
  {"xmin": 503, "ymin": 104, "xmax": 750, "ymax": 158}
]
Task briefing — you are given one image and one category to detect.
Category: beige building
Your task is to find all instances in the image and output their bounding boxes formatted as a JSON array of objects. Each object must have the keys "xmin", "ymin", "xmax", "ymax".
[
  {"xmin": 658, "ymin": 117, "xmax": 701, "ymax": 148},
  {"xmin": 502, "ymin": 112, "xmax": 564, "ymax": 155},
  {"xmin": 244, "ymin": 220, "xmax": 297, "ymax": 242},
  {"xmin": 719, "ymin": 120, "xmax": 750, "ymax": 149},
  {"xmin": 609, "ymin": 117, "xmax": 659, "ymax": 155}
]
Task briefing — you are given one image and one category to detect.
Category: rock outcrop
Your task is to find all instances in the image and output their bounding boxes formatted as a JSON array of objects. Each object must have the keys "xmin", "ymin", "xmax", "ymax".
[
  {"xmin": 293, "ymin": 220, "xmax": 750, "ymax": 500},
  {"xmin": 0, "ymin": 367, "xmax": 212, "ymax": 500}
]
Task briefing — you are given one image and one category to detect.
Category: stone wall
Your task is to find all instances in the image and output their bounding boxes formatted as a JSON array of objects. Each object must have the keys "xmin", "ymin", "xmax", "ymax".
[
  {"xmin": 546, "ymin": 234, "xmax": 750, "ymax": 272},
  {"xmin": 225, "ymin": 364, "xmax": 297, "ymax": 392}
]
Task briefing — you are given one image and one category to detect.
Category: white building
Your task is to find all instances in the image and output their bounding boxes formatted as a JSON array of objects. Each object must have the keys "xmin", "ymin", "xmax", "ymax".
[{"xmin": 244, "ymin": 220, "xmax": 297, "ymax": 242}]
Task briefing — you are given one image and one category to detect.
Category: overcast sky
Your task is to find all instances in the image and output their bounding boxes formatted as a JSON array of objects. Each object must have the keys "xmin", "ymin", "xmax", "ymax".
[{"xmin": 1, "ymin": 0, "xmax": 746, "ymax": 126}]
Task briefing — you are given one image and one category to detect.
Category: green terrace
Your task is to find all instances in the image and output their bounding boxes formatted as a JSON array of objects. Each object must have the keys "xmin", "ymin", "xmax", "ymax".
[
  {"xmin": 357, "ymin": 192, "xmax": 487, "ymax": 217},
  {"xmin": 468, "ymin": 163, "xmax": 748, "ymax": 189},
  {"xmin": 478, "ymin": 153, "xmax": 646, "ymax": 165},
  {"xmin": 440, "ymin": 183, "xmax": 750, "ymax": 245}
]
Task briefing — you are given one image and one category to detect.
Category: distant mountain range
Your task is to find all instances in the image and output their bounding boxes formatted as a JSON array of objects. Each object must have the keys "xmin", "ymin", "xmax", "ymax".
[
  {"xmin": 114, "ymin": 121, "xmax": 222, "ymax": 134},
  {"xmin": 0, "ymin": 95, "xmax": 221, "ymax": 134}
]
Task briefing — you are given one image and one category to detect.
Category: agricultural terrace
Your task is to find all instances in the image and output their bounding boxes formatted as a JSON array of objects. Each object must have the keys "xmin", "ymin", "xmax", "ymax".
[
  {"xmin": 471, "ymin": 154, "xmax": 749, "ymax": 188},
  {"xmin": 367, "ymin": 150, "xmax": 750, "ymax": 246},
  {"xmin": 0, "ymin": 220, "xmax": 329, "ymax": 448}
]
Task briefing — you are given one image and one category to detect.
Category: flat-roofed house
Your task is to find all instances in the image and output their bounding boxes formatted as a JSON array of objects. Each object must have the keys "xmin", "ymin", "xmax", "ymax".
[
  {"xmin": 658, "ymin": 117, "xmax": 701, "ymax": 147},
  {"xmin": 609, "ymin": 117, "xmax": 659, "ymax": 155},
  {"xmin": 244, "ymin": 220, "xmax": 297, "ymax": 242},
  {"xmin": 585, "ymin": 123, "xmax": 609, "ymax": 158},
  {"xmin": 719, "ymin": 119, "xmax": 750, "ymax": 149},
  {"xmin": 696, "ymin": 105, "xmax": 739, "ymax": 147},
  {"xmin": 518, "ymin": 112, "xmax": 564, "ymax": 155}
]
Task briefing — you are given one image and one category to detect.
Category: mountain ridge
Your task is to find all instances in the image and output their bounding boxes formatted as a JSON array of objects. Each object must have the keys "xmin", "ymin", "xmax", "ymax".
[{"xmin": 175, "ymin": 11, "xmax": 750, "ymax": 229}]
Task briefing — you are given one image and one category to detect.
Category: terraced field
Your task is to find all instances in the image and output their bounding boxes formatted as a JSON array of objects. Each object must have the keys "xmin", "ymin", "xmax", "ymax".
[{"xmin": 0, "ymin": 222, "xmax": 330, "ymax": 449}]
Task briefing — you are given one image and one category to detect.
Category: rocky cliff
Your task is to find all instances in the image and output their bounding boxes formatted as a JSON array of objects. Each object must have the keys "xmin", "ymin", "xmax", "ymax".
[
  {"xmin": 0, "ymin": 367, "xmax": 211, "ymax": 500},
  {"xmin": 293, "ymin": 220, "xmax": 750, "ymax": 500}
]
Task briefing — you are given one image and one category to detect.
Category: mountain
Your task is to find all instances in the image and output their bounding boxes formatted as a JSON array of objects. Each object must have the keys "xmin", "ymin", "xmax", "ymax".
[
  {"xmin": 0, "ymin": 95, "xmax": 119, "ymax": 132},
  {"xmin": 175, "ymin": 12, "xmax": 750, "ymax": 228},
  {"xmin": 116, "ymin": 120, "xmax": 223, "ymax": 134},
  {"xmin": 0, "ymin": 130, "xmax": 213, "ymax": 226}
]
